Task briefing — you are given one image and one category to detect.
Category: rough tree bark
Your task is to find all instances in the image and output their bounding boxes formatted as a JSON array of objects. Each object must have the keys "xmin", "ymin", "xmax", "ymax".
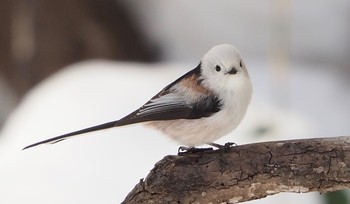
[{"xmin": 123, "ymin": 136, "xmax": 350, "ymax": 203}]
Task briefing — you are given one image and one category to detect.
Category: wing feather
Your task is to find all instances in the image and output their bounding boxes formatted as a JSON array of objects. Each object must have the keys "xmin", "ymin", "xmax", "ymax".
[{"xmin": 116, "ymin": 73, "xmax": 222, "ymax": 126}]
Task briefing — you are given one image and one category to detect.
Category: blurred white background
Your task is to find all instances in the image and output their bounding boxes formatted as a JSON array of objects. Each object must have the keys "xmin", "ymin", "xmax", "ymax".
[{"xmin": 0, "ymin": 1, "xmax": 349, "ymax": 203}]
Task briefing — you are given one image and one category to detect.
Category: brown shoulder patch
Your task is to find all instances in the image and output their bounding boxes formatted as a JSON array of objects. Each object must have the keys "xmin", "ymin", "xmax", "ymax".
[{"xmin": 179, "ymin": 75, "xmax": 211, "ymax": 95}]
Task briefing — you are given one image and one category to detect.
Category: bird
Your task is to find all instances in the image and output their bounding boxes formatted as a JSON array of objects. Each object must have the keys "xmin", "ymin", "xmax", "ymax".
[{"xmin": 23, "ymin": 44, "xmax": 252, "ymax": 151}]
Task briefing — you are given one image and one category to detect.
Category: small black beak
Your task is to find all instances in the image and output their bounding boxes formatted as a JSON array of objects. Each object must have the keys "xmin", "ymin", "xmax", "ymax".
[{"xmin": 227, "ymin": 67, "xmax": 237, "ymax": 75}]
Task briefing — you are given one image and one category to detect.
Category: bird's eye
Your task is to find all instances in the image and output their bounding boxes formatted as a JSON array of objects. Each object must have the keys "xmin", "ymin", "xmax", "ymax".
[
  {"xmin": 215, "ymin": 65, "xmax": 221, "ymax": 72},
  {"xmin": 240, "ymin": 61, "xmax": 243, "ymax": 68}
]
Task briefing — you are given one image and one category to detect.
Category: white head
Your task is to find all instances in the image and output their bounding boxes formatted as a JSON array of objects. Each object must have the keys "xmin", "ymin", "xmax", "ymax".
[{"xmin": 199, "ymin": 44, "xmax": 251, "ymax": 96}]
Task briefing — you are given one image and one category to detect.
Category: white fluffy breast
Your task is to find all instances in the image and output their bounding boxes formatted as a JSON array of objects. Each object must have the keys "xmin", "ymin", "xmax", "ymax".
[{"xmin": 146, "ymin": 76, "xmax": 252, "ymax": 146}]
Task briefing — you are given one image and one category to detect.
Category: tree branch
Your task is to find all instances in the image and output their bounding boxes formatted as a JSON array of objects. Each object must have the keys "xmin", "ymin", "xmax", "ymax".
[{"xmin": 123, "ymin": 136, "xmax": 350, "ymax": 203}]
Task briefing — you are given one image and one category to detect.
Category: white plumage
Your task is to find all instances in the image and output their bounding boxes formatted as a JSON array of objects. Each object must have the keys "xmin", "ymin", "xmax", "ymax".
[{"xmin": 147, "ymin": 44, "xmax": 252, "ymax": 146}]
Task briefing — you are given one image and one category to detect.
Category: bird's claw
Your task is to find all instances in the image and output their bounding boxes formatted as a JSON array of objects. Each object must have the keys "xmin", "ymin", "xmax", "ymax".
[
  {"xmin": 208, "ymin": 142, "xmax": 237, "ymax": 149},
  {"xmin": 178, "ymin": 146, "xmax": 213, "ymax": 156},
  {"xmin": 224, "ymin": 142, "xmax": 237, "ymax": 148},
  {"xmin": 177, "ymin": 142, "xmax": 237, "ymax": 156}
]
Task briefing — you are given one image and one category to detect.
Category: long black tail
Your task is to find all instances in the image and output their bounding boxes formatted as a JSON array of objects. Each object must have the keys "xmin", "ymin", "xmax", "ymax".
[{"xmin": 22, "ymin": 120, "xmax": 119, "ymax": 150}]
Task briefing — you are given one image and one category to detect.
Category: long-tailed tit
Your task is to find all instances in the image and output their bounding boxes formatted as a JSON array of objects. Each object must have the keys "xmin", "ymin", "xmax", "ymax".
[{"xmin": 23, "ymin": 44, "xmax": 252, "ymax": 150}]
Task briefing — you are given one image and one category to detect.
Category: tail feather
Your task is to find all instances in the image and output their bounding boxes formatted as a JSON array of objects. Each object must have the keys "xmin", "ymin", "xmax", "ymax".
[{"xmin": 22, "ymin": 120, "xmax": 119, "ymax": 150}]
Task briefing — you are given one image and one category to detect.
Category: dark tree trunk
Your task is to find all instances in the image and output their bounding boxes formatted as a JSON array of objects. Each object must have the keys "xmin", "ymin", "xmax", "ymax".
[{"xmin": 0, "ymin": 0, "xmax": 156, "ymax": 95}]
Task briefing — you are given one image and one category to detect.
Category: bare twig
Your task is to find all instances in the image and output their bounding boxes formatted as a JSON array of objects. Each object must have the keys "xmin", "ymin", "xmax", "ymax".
[{"xmin": 123, "ymin": 136, "xmax": 350, "ymax": 203}]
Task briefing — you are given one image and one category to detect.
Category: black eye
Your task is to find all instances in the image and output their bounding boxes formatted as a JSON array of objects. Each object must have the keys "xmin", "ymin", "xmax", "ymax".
[
  {"xmin": 215, "ymin": 65, "xmax": 221, "ymax": 72},
  {"xmin": 240, "ymin": 61, "xmax": 243, "ymax": 67}
]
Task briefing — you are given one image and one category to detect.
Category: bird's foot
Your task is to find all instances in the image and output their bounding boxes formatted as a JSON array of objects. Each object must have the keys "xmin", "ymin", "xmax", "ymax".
[
  {"xmin": 208, "ymin": 142, "xmax": 237, "ymax": 149},
  {"xmin": 178, "ymin": 146, "xmax": 213, "ymax": 156}
]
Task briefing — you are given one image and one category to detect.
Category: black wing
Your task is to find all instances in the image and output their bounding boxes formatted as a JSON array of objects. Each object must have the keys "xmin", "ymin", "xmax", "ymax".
[
  {"xmin": 116, "ymin": 92, "xmax": 222, "ymax": 126},
  {"xmin": 116, "ymin": 64, "xmax": 222, "ymax": 125}
]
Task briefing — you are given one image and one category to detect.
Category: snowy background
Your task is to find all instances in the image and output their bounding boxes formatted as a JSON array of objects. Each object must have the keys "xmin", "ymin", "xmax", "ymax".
[{"xmin": 0, "ymin": 1, "xmax": 350, "ymax": 203}]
